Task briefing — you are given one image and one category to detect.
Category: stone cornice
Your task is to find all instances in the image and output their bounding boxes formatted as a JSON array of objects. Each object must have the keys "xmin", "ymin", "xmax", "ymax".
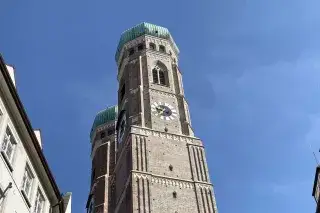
[
  {"xmin": 91, "ymin": 122, "xmax": 115, "ymax": 143},
  {"xmin": 146, "ymin": 51, "xmax": 171, "ymax": 63},
  {"xmin": 148, "ymin": 89, "xmax": 190, "ymax": 109},
  {"xmin": 132, "ymin": 170, "xmax": 213, "ymax": 189},
  {"xmin": 148, "ymin": 88, "xmax": 176, "ymax": 97},
  {"xmin": 130, "ymin": 126, "xmax": 202, "ymax": 146}
]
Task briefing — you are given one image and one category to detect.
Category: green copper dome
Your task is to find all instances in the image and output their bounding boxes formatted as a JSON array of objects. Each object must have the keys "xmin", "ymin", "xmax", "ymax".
[
  {"xmin": 90, "ymin": 105, "xmax": 118, "ymax": 139},
  {"xmin": 115, "ymin": 22, "xmax": 179, "ymax": 62}
]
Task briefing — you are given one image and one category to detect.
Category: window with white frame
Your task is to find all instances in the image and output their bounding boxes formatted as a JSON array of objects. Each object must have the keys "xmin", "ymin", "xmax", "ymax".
[
  {"xmin": 1, "ymin": 127, "xmax": 16, "ymax": 164},
  {"xmin": 33, "ymin": 189, "xmax": 45, "ymax": 213},
  {"xmin": 21, "ymin": 164, "xmax": 34, "ymax": 200}
]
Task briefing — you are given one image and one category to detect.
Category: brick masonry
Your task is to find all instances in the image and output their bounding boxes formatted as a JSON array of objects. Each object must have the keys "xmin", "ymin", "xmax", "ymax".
[{"xmin": 88, "ymin": 33, "xmax": 218, "ymax": 213}]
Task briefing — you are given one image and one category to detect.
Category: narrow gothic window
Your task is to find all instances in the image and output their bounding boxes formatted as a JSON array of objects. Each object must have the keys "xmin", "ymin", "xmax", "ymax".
[
  {"xmin": 107, "ymin": 128, "xmax": 114, "ymax": 136},
  {"xmin": 159, "ymin": 70, "xmax": 165, "ymax": 85},
  {"xmin": 100, "ymin": 132, "xmax": 105, "ymax": 139},
  {"xmin": 120, "ymin": 120, "xmax": 125, "ymax": 136},
  {"xmin": 138, "ymin": 44, "xmax": 144, "ymax": 51},
  {"xmin": 91, "ymin": 168, "xmax": 95, "ymax": 184},
  {"xmin": 149, "ymin": 43, "xmax": 156, "ymax": 50},
  {"xmin": 152, "ymin": 69, "xmax": 158, "ymax": 83},
  {"xmin": 120, "ymin": 84, "xmax": 125, "ymax": 101},
  {"xmin": 173, "ymin": 191, "xmax": 177, "ymax": 198},
  {"xmin": 128, "ymin": 48, "xmax": 134, "ymax": 56},
  {"xmin": 159, "ymin": 45, "xmax": 166, "ymax": 53}
]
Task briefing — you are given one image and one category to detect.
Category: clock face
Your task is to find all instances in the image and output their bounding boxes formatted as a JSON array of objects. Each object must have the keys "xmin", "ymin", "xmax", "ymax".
[
  {"xmin": 117, "ymin": 113, "xmax": 126, "ymax": 143},
  {"xmin": 151, "ymin": 102, "xmax": 177, "ymax": 120}
]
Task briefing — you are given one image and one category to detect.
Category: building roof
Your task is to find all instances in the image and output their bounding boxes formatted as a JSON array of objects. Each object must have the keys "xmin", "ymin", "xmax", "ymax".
[
  {"xmin": 0, "ymin": 55, "xmax": 62, "ymax": 205},
  {"xmin": 115, "ymin": 22, "xmax": 179, "ymax": 62},
  {"xmin": 90, "ymin": 105, "xmax": 118, "ymax": 139}
]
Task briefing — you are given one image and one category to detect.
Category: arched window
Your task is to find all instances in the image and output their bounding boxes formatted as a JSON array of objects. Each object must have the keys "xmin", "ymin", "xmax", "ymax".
[
  {"xmin": 138, "ymin": 44, "xmax": 144, "ymax": 51},
  {"xmin": 159, "ymin": 70, "xmax": 165, "ymax": 85},
  {"xmin": 152, "ymin": 69, "xmax": 158, "ymax": 83},
  {"xmin": 159, "ymin": 45, "xmax": 166, "ymax": 53},
  {"xmin": 149, "ymin": 43, "xmax": 156, "ymax": 50},
  {"xmin": 172, "ymin": 191, "xmax": 177, "ymax": 198},
  {"xmin": 128, "ymin": 48, "xmax": 134, "ymax": 56},
  {"xmin": 152, "ymin": 66, "xmax": 167, "ymax": 86}
]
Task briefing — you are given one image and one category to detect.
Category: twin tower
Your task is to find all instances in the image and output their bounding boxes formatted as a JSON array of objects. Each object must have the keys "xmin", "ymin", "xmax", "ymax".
[{"xmin": 86, "ymin": 22, "xmax": 219, "ymax": 213}]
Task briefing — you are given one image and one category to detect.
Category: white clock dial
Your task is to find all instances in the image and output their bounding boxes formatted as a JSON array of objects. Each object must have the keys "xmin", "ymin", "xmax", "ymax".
[{"xmin": 151, "ymin": 102, "xmax": 178, "ymax": 120}]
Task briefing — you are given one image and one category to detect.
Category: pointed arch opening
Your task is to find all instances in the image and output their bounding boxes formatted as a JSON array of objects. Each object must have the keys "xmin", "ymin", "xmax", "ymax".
[
  {"xmin": 149, "ymin": 43, "xmax": 156, "ymax": 50},
  {"xmin": 152, "ymin": 61, "xmax": 169, "ymax": 86}
]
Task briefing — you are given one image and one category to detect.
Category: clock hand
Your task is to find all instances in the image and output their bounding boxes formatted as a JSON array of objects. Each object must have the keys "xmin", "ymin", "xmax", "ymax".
[
  {"xmin": 156, "ymin": 106, "xmax": 165, "ymax": 114},
  {"xmin": 161, "ymin": 108, "xmax": 166, "ymax": 114}
]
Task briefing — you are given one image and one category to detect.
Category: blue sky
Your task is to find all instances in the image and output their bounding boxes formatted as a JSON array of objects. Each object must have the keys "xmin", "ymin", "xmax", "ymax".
[{"xmin": 0, "ymin": 0, "xmax": 319, "ymax": 212}]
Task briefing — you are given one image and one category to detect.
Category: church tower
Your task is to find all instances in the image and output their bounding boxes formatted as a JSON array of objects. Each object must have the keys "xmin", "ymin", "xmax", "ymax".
[
  {"xmin": 113, "ymin": 22, "xmax": 219, "ymax": 213},
  {"xmin": 87, "ymin": 106, "xmax": 118, "ymax": 213},
  {"xmin": 87, "ymin": 22, "xmax": 218, "ymax": 213}
]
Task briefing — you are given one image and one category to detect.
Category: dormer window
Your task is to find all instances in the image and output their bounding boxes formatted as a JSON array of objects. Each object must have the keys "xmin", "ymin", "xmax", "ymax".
[
  {"xmin": 159, "ymin": 45, "xmax": 166, "ymax": 53},
  {"xmin": 149, "ymin": 43, "xmax": 156, "ymax": 50}
]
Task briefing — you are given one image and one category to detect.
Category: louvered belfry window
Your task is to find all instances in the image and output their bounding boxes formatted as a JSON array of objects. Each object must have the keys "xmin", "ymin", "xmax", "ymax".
[
  {"xmin": 152, "ymin": 69, "xmax": 158, "ymax": 83},
  {"xmin": 159, "ymin": 70, "xmax": 165, "ymax": 85},
  {"xmin": 152, "ymin": 68, "xmax": 166, "ymax": 86}
]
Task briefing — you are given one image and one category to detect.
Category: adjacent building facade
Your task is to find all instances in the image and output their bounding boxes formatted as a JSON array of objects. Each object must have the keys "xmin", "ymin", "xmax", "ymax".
[
  {"xmin": 313, "ymin": 166, "xmax": 320, "ymax": 213},
  {"xmin": 0, "ymin": 55, "xmax": 72, "ymax": 213},
  {"xmin": 87, "ymin": 22, "xmax": 218, "ymax": 213}
]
